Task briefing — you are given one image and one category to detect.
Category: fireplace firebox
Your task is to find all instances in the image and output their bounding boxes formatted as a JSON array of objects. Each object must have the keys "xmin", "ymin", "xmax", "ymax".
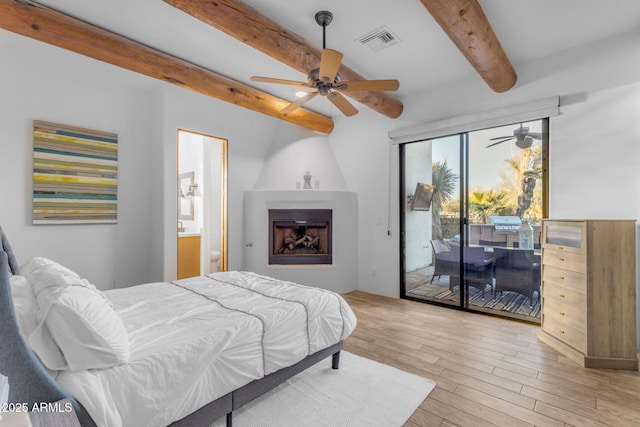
[{"xmin": 268, "ymin": 209, "xmax": 332, "ymax": 265}]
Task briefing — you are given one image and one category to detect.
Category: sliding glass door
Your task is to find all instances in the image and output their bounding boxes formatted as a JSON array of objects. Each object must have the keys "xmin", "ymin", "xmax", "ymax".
[
  {"xmin": 401, "ymin": 134, "xmax": 463, "ymax": 308},
  {"xmin": 400, "ymin": 120, "xmax": 547, "ymax": 323}
]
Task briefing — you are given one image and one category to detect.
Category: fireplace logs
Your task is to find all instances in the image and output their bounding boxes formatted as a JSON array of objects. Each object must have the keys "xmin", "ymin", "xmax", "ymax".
[
  {"xmin": 269, "ymin": 209, "xmax": 332, "ymax": 265},
  {"xmin": 281, "ymin": 228, "xmax": 320, "ymax": 254}
]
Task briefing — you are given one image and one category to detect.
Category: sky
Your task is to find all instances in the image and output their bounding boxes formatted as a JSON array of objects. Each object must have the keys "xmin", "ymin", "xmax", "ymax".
[{"xmin": 431, "ymin": 120, "xmax": 544, "ymax": 195}]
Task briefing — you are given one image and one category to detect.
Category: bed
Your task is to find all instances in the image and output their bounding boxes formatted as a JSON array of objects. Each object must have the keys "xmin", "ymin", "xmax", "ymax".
[{"xmin": 0, "ymin": 226, "xmax": 356, "ymax": 427}]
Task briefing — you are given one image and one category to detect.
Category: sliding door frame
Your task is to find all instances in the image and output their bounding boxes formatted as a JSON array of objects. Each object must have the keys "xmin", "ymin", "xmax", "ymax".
[{"xmin": 399, "ymin": 118, "xmax": 550, "ymax": 320}]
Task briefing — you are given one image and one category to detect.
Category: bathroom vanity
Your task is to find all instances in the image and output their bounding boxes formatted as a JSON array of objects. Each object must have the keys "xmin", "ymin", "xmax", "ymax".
[{"xmin": 178, "ymin": 233, "xmax": 201, "ymax": 279}]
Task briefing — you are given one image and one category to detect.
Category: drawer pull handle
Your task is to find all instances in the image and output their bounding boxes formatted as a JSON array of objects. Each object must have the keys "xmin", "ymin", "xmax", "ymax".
[
  {"xmin": 560, "ymin": 312, "xmax": 565, "ymax": 316},
  {"xmin": 560, "ymin": 330, "xmax": 565, "ymax": 334},
  {"xmin": 559, "ymin": 246, "xmax": 564, "ymax": 250},
  {"xmin": 559, "ymin": 276, "xmax": 565, "ymax": 280},
  {"xmin": 559, "ymin": 258, "xmax": 565, "ymax": 261},
  {"xmin": 559, "ymin": 294, "xmax": 565, "ymax": 298}
]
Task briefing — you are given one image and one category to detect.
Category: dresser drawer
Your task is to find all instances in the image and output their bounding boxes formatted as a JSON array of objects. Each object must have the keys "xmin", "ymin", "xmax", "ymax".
[
  {"xmin": 543, "ymin": 248, "xmax": 586, "ymax": 273},
  {"xmin": 542, "ymin": 282, "xmax": 586, "ymax": 311},
  {"xmin": 542, "ymin": 309, "xmax": 587, "ymax": 353},
  {"xmin": 542, "ymin": 264, "xmax": 586, "ymax": 294},
  {"xmin": 542, "ymin": 295, "xmax": 586, "ymax": 325}
]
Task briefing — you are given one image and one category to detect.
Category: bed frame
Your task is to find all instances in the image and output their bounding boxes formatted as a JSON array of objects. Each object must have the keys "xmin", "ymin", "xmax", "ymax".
[{"xmin": 0, "ymin": 226, "xmax": 341, "ymax": 427}]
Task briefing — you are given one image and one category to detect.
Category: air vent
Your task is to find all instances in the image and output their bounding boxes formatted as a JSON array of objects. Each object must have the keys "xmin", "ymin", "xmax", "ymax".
[{"xmin": 357, "ymin": 26, "xmax": 401, "ymax": 53}]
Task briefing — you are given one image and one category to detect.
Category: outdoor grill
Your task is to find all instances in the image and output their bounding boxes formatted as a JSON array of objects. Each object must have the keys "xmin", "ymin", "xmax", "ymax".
[{"xmin": 487, "ymin": 215, "xmax": 522, "ymax": 232}]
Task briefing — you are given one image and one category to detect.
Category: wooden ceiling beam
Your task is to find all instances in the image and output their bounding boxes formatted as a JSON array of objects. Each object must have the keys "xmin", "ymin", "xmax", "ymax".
[
  {"xmin": 419, "ymin": 0, "xmax": 517, "ymax": 93},
  {"xmin": 163, "ymin": 0, "xmax": 404, "ymax": 119},
  {"xmin": 0, "ymin": 0, "xmax": 334, "ymax": 134}
]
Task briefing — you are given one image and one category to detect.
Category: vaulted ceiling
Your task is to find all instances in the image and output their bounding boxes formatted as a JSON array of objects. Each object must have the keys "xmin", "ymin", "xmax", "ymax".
[{"xmin": 2, "ymin": 0, "xmax": 640, "ymax": 133}]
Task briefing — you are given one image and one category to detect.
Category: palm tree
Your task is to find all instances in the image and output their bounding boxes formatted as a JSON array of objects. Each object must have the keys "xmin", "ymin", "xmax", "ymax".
[
  {"xmin": 469, "ymin": 189, "xmax": 508, "ymax": 224},
  {"xmin": 500, "ymin": 145, "xmax": 543, "ymax": 220},
  {"xmin": 431, "ymin": 160, "xmax": 458, "ymax": 239}
]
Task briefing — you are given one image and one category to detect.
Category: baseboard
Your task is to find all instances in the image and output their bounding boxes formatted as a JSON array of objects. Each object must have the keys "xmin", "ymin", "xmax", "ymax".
[
  {"xmin": 537, "ymin": 330, "xmax": 639, "ymax": 370},
  {"xmin": 584, "ymin": 355, "xmax": 639, "ymax": 370}
]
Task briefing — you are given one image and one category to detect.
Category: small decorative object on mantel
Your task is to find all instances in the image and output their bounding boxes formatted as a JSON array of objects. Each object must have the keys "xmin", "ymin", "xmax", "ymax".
[
  {"xmin": 303, "ymin": 171, "xmax": 312, "ymax": 189},
  {"xmin": 32, "ymin": 120, "xmax": 118, "ymax": 224}
]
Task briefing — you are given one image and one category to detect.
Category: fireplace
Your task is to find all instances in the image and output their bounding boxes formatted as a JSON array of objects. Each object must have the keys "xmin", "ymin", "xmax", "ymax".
[{"xmin": 269, "ymin": 209, "xmax": 332, "ymax": 265}]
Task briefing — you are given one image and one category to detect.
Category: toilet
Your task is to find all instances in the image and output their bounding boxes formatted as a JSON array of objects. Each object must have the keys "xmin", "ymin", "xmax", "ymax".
[{"xmin": 210, "ymin": 249, "xmax": 221, "ymax": 272}]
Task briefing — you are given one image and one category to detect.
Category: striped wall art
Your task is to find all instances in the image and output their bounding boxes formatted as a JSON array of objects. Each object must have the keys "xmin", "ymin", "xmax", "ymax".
[{"xmin": 33, "ymin": 120, "xmax": 118, "ymax": 224}]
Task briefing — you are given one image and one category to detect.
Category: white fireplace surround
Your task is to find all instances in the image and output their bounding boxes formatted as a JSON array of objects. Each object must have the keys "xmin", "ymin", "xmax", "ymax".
[{"xmin": 243, "ymin": 190, "xmax": 357, "ymax": 294}]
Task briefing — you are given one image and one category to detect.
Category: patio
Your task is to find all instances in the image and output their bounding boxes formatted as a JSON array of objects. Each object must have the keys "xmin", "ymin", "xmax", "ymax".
[{"xmin": 406, "ymin": 265, "xmax": 541, "ymax": 322}]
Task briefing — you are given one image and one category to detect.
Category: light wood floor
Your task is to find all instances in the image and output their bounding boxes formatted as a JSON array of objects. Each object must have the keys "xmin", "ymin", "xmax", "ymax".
[{"xmin": 341, "ymin": 291, "xmax": 640, "ymax": 427}]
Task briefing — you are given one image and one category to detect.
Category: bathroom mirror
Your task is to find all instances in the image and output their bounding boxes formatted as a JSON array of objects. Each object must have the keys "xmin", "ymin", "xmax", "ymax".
[{"xmin": 178, "ymin": 172, "xmax": 195, "ymax": 220}]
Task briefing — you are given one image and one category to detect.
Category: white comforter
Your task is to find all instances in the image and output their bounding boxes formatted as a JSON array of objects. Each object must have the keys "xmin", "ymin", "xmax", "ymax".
[{"xmin": 55, "ymin": 271, "xmax": 356, "ymax": 427}]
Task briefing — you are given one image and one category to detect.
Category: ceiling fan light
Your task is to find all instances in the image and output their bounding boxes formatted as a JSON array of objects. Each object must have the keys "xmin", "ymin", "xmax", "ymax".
[
  {"xmin": 249, "ymin": 11, "xmax": 396, "ymax": 119},
  {"xmin": 516, "ymin": 136, "xmax": 534, "ymax": 149}
]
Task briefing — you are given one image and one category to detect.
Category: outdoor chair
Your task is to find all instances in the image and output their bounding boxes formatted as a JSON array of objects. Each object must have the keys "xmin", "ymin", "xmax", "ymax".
[
  {"xmin": 429, "ymin": 239, "xmax": 451, "ymax": 283},
  {"xmin": 492, "ymin": 248, "xmax": 541, "ymax": 307},
  {"xmin": 443, "ymin": 246, "xmax": 494, "ymax": 299}
]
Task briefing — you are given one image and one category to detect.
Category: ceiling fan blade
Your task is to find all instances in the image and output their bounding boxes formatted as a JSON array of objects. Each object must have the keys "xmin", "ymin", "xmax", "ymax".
[
  {"xmin": 528, "ymin": 132, "xmax": 543, "ymax": 140},
  {"xmin": 486, "ymin": 139, "xmax": 511, "ymax": 148},
  {"xmin": 251, "ymin": 76, "xmax": 313, "ymax": 89},
  {"xmin": 335, "ymin": 79, "xmax": 399, "ymax": 92},
  {"xmin": 280, "ymin": 92, "xmax": 318, "ymax": 114},
  {"xmin": 328, "ymin": 92, "xmax": 358, "ymax": 117},
  {"xmin": 319, "ymin": 49, "xmax": 343, "ymax": 83},
  {"xmin": 489, "ymin": 135, "xmax": 513, "ymax": 141}
]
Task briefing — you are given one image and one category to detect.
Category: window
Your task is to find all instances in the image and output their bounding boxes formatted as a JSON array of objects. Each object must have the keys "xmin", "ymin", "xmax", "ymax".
[{"xmin": 400, "ymin": 119, "xmax": 548, "ymax": 323}]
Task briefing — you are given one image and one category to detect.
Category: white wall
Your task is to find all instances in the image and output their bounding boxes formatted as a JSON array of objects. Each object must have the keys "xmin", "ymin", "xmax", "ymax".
[
  {"xmin": 0, "ymin": 30, "xmax": 283, "ymax": 288},
  {"xmin": 0, "ymin": 32, "xmax": 156, "ymax": 289},
  {"xmin": 330, "ymin": 111, "xmax": 412, "ymax": 297},
  {"xmin": 253, "ymin": 126, "xmax": 348, "ymax": 191},
  {"xmin": 551, "ymin": 83, "xmax": 640, "ymax": 218},
  {"xmin": 156, "ymin": 84, "xmax": 283, "ymax": 280},
  {"xmin": 403, "ymin": 142, "xmax": 434, "ymax": 272}
]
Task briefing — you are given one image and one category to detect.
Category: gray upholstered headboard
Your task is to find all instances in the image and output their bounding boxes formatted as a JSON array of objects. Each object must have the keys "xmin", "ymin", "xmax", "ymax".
[{"xmin": 0, "ymin": 226, "xmax": 94, "ymax": 425}]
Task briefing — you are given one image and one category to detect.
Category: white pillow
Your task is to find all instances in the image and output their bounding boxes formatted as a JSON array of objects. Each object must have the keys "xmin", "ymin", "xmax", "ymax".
[
  {"xmin": 29, "ymin": 285, "xmax": 130, "ymax": 371},
  {"xmin": 19, "ymin": 257, "xmax": 97, "ymax": 317},
  {"xmin": 20, "ymin": 257, "xmax": 130, "ymax": 371},
  {"xmin": 19, "ymin": 257, "xmax": 80, "ymax": 284},
  {"xmin": 9, "ymin": 275, "xmax": 38, "ymax": 340}
]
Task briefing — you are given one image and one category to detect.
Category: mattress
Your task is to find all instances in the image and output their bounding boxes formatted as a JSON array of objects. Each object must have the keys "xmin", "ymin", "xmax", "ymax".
[{"xmin": 55, "ymin": 271, "xmax": 357, "ymax": 427}]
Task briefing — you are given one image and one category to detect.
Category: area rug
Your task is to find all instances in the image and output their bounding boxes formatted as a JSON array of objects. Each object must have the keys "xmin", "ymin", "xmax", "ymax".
[{"xmin": 212, "ymin": 351, "xmax": 436, "ymax": 427}]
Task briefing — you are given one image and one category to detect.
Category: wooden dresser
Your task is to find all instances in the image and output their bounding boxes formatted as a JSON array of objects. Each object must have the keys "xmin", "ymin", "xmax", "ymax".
[{"xmin": 538, "ymin": 219, "xmax": 638, "ymax": 370}]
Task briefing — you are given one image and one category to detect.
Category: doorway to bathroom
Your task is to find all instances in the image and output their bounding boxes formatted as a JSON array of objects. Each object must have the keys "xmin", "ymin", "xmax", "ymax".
[{"xmin": 177, "ymin": 129, "xmax": 228, "ymax": 279}]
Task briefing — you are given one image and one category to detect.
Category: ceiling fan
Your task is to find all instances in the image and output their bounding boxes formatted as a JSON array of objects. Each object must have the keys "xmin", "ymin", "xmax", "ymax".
[
  {"xmin": 486, "ymin": 125, "xmax": 542, "ymax": 149},
  {"xmin": 250, "ymin": 11, "xmax": 399, "ymax": 117}
]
